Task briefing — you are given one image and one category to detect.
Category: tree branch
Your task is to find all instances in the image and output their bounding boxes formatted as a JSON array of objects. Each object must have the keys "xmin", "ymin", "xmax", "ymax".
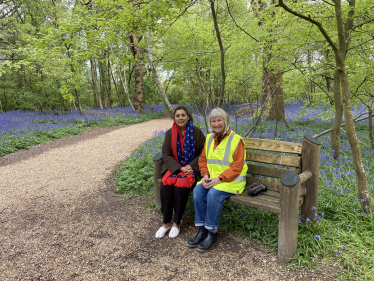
[
  {"xmin": 276, "ymin": 0, "xmax": 338, "ymax": 53},
  {"xmin": 313, "ymin": 114, "xmax": 371, "ymax": 138},
  {"xmin": 225, "ymin": 0, "xmax": 259, "ymax": 42},
  {"xmin": 350, "ymin": 74, "xmax": 372, "ymax": 99},
  {"xmin": 352, "ymin": 17, "xmax": 374, "ymax": 30}
]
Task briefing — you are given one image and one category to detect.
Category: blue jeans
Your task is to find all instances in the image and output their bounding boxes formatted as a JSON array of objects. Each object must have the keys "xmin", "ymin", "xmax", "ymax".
[{"xmin": 193, "ymin": 183, "xmax": 233, "ymax": 232}]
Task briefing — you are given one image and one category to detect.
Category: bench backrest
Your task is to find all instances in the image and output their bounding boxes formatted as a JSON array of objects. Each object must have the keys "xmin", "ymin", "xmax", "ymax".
[{"xmin": 243, "ymin": 137, "xmax": 304, "ymax": 194}]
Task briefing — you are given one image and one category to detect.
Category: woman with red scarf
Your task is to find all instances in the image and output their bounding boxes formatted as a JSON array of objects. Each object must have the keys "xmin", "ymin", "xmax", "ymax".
[{"xmin": 155, "ymin": 106, "xmax": 206, "ymax": 239}]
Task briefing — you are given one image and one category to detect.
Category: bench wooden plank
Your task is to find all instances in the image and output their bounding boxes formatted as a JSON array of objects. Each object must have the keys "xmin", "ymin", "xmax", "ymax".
[
  {"xmin": 257, "ymin": 190, "xmax": 280, "ymax": 198},
  {"xmin": 246, "ymin": 152, "xmax": 301, "ymax": 168},
  {"xmin": 243, "ymin": 138, "xmax": 302, "ymax": 154},
  {"xmin": 254, "ymin": 192, "xmax": 280, "ymax": 204},
  {"xmin": 241, "ymin": 190, "xmax": 304, "ymax": 206},
  {"xmin": 247, "ymin": 164, "xmax": 300, "ymax": 178},
  {"xmin": 228, "ymin": 194, "xmax": 281, "ymax": 213}
]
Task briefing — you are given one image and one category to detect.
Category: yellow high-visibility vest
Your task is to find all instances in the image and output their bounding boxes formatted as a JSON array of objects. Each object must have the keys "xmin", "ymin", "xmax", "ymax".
[{"xmin": 197, "ymin": 130, "xmax": 247, "ymax": 194}]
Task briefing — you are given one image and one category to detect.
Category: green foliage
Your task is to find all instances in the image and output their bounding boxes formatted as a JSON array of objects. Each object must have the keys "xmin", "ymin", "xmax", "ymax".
[
  {"xmin": 0, "ymin": 126, "xmax": 84, "ymax": 157},
  {"xmin": 115, "ymin": 133, "xmax": 165, "ymax": 196}
]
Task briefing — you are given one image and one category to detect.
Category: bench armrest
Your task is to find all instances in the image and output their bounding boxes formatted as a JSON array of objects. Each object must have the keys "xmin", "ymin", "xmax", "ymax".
[
  {"xmin": 153, "ymin": 152, "xmax": 163, "ymax": 206},
  {"xmin": 299, "ymin": 170, "xmax": 312, "ymax": 185}
]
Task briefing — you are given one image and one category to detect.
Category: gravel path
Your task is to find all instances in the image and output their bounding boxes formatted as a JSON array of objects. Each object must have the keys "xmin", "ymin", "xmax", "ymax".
[{"xmin": 0, "ymin": 116, "xmax": 338, "ymax": 280}]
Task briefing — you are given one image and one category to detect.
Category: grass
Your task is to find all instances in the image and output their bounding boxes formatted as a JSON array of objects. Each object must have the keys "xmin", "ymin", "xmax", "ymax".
[{"xmin": 115, "ymin": 102, "xmax": 374, "ymax": 280}]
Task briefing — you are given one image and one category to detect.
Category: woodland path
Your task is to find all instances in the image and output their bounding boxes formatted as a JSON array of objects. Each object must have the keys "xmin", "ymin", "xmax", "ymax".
[{"xmin": 0, "ymin": 116, "xmax": 337, "ymax": 280}]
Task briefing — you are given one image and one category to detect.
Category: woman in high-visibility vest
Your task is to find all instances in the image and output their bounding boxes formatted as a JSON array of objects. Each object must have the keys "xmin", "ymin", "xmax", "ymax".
[{"xmin": 187, "ymin": 108, "xmax": 247, "ymax": 252}]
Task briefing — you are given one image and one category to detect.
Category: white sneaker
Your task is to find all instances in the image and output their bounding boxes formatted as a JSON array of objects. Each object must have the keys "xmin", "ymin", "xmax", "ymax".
[
  {"xmin": 169, "ymin": 226, "xmax": 180, "ymax": 238},
  {"xmin": 155, "ymin": 225, "xmax": 172, "ymax": 238}
]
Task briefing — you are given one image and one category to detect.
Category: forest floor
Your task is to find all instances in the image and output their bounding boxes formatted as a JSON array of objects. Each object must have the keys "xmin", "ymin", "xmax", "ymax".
[{"xmin": 0, "ymin": 115, "xmax": 341, "ymax": 280}]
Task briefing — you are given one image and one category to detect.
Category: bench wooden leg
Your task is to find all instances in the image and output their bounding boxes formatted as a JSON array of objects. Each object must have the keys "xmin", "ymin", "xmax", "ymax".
[{"xmin": 278, "ymin": 172, "xmax": 301, "ymax": 263}]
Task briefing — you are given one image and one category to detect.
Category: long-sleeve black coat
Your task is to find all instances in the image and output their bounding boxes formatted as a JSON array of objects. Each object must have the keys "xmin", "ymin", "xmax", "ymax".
[{"xmin": 161, "ymin": 126, "xmax": 206, "ymax": 182}]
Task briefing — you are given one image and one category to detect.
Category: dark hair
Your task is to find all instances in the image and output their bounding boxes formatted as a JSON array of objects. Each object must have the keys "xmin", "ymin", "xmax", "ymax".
[{"xmin": 173, "ymin": 105, "xmax": 193, "ymax": 122}]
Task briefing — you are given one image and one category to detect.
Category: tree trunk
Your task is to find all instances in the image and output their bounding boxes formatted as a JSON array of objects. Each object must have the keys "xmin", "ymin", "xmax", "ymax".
[
  {"xmin": 339, "ymin": 68, "xmax": 371, "ymax": 212},
  {"xmin": 261, "ymin": 54, "xmax": 286, "ymax": 122},
  {"xmin": 110, "ymin": 62, "xmax": 123, "ymax": 107},
  {"xmin": 117, "ymin": 61, "xmax": 135, "ymax": 111},
  {"xmin": 331, "ymin": 69, "xmax": 343, "ymax": 159},
  {"xmin": 261, "ymin": 62, "xmax": 274, "ymax": 119},
  {"xmin": 37, "ymin": 101, "xmax": 44, "ymax": 113},
  {"xmin": 368, "ymin": 101, "xmax": 374, "ymax": 150},
  {"xmin": 209, "ymin": 0, "xmax": 225, "ymax": 107},
  {"xmin": 98, "ymin": 59, "xmax": 108, "ymax": 108},
  {"xmin": 267, "ymin": 72, "xmax": 286, "ymax": 122},
  {"xmin": 90, "ymin": 57, "xmax": 103, "ymax": 109},
  {"xmin": 3, "ymin": 78, "xmax": 7, "ymax": 112},
  {"xmin": 74, "ymin": 88, "xmax": 83, "ymax": 114},
  {"xmin": 129, "ymin": 35, "xmax": 144, "ymax": 113},
  {"xmin": 54, "ymin": 79, "xmax": 65, "ymax": 115},
  {"xmin": 333, "ymin": 0, "xmax": 371, "ymax": 213},
  {"xmin": 41, "ymin": 74, "xmax": 58, "ymax": 115},
  {"xmin": 107, "ymin": 57, "xmax": 113, "ymax": 108},
  {"xmin": 89, "ymin": 64, "xmax": 98, "ymax": 107},
  {"xmin": 146, "ymin": 31, "xmax": 174, "ymax": 119}
]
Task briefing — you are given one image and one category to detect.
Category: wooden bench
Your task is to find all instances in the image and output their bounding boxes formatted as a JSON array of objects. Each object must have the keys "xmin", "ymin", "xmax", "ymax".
[{"xmin": 153, "ymin": 135, "xmax": 321, "ymax": 263}]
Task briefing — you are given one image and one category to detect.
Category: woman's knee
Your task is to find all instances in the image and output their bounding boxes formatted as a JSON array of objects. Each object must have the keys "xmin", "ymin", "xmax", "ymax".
[
  {"xmin": 206, "ymin": 188, "xmax": 230, "ymax": 204},
  {"xmin": 193, "ymin": 183, "xmax": 205, "ymax": 200}
]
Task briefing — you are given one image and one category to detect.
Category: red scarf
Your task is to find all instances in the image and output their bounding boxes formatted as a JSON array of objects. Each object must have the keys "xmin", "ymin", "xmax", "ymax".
[{"xmin": 162, "ymin": 122, "xmax": 195, "ymax": 188}]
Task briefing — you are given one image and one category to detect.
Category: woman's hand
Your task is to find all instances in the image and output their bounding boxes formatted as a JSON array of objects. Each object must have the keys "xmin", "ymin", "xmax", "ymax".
[
  {"xmin": 180, "ymin": 165, "xmax": 193, "ymax": 175},
  {"xmin": 202, "ymin": 175, "xmax": 220, "ymax": 189}
]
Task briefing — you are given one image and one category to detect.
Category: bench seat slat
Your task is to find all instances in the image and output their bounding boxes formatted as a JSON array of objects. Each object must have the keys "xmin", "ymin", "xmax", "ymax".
[
  {"xmin": 228, "ymin": 194, "xmax": 281, "ymax": 213},
  {"xmin": 246, "ymin": 152, "xmax": 301, "ymax": 168},
  {"xmin": 242, "ymin": 190, "xmax": 304, "ymax": 205},
  {"xmin": 254, "ymin": 192, "xmax": 280, "ymax": 204},
  {"xmin": 247, "ymin": 164, "xmax": 300, "ymax": 179},
  {"xmin": 244, "ymin": 138, "xmax": 302, "ymax": 154}
]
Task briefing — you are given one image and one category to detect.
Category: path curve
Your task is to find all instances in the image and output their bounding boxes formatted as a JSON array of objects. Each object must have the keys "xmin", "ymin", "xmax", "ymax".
[{"xmin": 0, "ymin": 117, "xmax": 336, "ymax": 280}]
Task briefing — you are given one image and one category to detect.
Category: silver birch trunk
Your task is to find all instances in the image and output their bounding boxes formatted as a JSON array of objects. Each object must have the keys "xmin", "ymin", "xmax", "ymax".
[
  {"xmin": 331, "ymin": 69, "xmax": 343, "ymax": 159},
  {"xmin": 115, "ymin": 57, "xmax": 135, "ymax": 111},
  {"xmin": 146, "ymin": 31, "xmax": 174, "ymax": 119},
  {"xmin": 333, "ymin": 0, "xmax": 371, "ymax": 213}
]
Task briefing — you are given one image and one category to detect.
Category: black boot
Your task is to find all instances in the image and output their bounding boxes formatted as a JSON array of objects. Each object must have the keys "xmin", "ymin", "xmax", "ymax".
[
  {"xmin": 187, "ymin": 226, "xmax": 208, "ymax": 248},
  {"xmin": 196, "ymin": 231, "xmax": 218, "ymax": 252}
]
